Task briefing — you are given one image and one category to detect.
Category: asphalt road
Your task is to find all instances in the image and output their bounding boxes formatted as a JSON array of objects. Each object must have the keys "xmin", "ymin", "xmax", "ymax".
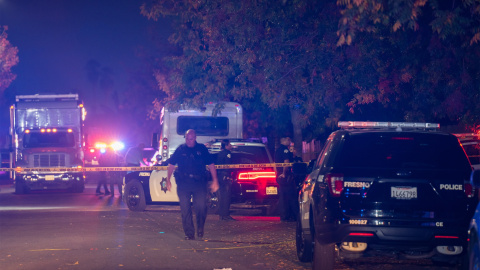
[{"xmin": 0, "ymin": 180, "xmax": 458, "ymax": 270}]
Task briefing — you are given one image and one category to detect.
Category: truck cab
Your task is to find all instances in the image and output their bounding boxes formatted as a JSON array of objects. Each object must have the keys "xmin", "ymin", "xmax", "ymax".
[{"xmin": 10, "ymin": 94, "xmax": 86, "ymax": 193}]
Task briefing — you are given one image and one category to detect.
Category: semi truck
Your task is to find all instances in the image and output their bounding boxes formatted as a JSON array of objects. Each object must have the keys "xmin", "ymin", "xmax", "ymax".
[{"xmin": 10, "ymin": 94, "xmax": 86, "ymax": 193}]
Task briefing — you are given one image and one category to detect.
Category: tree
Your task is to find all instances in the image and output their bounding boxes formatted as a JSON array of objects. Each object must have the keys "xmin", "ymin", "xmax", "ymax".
[
  {"xmin": 0, "ymin": 26, "xmax": 19, "ymax": 94},
  {"xmin": 0, "ymin": 26, "xmax": 19, "ymax": 147},
  {"xmin": 336, "ymin": 0, "xmax": 480, "ymax": 128},
  {"xmin": 141, "ymin": 0, "xmax": 350, "ymax": 154},
  {"xmin": 140, "ymin": 0, "xmax": 480, "ymax": 157}
]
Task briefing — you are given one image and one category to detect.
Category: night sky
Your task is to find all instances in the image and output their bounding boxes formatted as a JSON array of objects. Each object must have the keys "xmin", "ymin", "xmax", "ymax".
[
  {"xmin": 0, "ymin": 0, "xmax": 171, "ymax": 146},
  {"xmin": 1, "ymin": 0, "xmax": 162, "ymax": 93}
]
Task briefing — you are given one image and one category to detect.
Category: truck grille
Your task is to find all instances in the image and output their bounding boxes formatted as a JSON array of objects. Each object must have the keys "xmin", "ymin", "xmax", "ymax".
[{"xmin": 33, "ymin": 154, "xmax": 66, "ymax": 167}]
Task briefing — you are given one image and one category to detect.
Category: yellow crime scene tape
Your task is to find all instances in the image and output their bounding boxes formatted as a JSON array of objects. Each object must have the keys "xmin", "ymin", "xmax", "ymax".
[{"xmin": 0, "ymin": 162, "xmax": 307, "ymax": 173}]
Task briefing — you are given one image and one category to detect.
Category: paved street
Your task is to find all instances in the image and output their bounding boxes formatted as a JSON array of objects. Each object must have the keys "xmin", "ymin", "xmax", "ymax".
[
  {"xmin": 0, "ymin": 180, "xmax": 308, "ymax": 270},
  {"xmin": 0, "ymin": 180, "xmax": 457, "ymax": 270}
]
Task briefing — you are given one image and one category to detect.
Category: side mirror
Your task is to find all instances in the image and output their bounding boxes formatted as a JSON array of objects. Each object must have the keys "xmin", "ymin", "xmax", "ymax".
[
  {"xmin": 471, "ymin": 170, "xmax": 480, "ymax": 187},
  {"xmin": 292, "ymin": 162, "xmax": 307, "ymax": 175}
]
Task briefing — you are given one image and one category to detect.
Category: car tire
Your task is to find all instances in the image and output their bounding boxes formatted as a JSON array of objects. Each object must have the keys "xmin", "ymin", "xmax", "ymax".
[
  {"xmin": 312, "ymin": 237, "xmax": 335, "ymax": 270},
  {"xmin": 71, "ymin": 179, "xmax": 85, "ymax": 193},
  {"xmin": 296, "ymin": 216, "xmax": 313, "ymax": 262},
  {"xmin": 15, "ymin": 179, "xmax": 28, "ymax": 194},
  {"xmin": 124, "ymin": 180, "xmax": 147, "ymax": 211}
]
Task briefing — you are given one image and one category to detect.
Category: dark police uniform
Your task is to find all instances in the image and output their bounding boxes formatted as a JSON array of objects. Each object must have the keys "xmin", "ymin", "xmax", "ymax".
[
  {"xmin": 274, "ymin": 144, "xmax": 298, "ymax": 221},
  {"xmin": 169, "ymin": 142, "xmax": 213, "ymax": 238},
  {"xmin": 99, "ymin": 150, "xmax": 122, "ymax": 196},
  {"xmin": 216, "ymin": 148, "xmax": 233, "ymax": 218}
]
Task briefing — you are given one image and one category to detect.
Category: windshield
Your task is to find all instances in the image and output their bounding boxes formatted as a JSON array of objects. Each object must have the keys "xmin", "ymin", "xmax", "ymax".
[
  {"xmin": 177, "ymin": 116, "xmax": 229, "ymax": 136},
  {"xmin": 336, "ymin": 132, "xmax": 471, "ymax": 171},
  {"xmin": 24, "ymin": 132, "xmax": 75, "ymax": 148}
]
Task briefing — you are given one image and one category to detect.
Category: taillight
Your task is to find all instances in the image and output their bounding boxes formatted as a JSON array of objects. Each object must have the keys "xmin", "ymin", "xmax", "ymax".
[
  {"xmin": 326, "ymin": 173, "xmax": 344, "ymax": 197},
  {"xmin": 435, "ymin": 235, "xmax": 459, "ymax": 239},
  {"xmin": 161, "ymin": 138, "xmax": 168, "ymax": 158},
  {"xmin": 465, "ymin": 182, "xmax": 473, "ymax": 198},
  {"xmin": 237, "ymin": 171, "xmax": 276, "ymax": 182},
  {"xmin": 349, "ymin": 232, "xmax": 374, "ymax": 237}
]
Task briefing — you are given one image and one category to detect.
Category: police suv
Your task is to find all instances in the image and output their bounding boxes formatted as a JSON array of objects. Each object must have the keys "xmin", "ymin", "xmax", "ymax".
[{"xmin": 296, "ymin": 121, "xmax": 477, "ymax": 269}]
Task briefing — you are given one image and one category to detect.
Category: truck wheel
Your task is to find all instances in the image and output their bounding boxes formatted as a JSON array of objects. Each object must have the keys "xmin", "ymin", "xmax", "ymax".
[
  {"xmin": 124, "ymin": 180, "xmax": 146, "ymax": 211},
  {"xmin": 312, "ymin": 238, "xmax": 335, "ymax": 270},
  {"xmin": 296, "ymin": 216, "xmax": 313, "ymax": 262}
]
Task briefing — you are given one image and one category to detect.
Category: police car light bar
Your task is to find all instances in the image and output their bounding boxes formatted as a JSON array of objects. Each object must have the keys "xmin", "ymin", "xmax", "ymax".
[{"xmin": 338, "ymin": 121, "xmax": 440, "ymax": 130}]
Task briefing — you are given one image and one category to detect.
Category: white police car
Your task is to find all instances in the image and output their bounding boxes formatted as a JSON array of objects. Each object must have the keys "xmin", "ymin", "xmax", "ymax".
[{"xmin": 122, "ymin": 140, "xmax": 279, "ymax": 214}]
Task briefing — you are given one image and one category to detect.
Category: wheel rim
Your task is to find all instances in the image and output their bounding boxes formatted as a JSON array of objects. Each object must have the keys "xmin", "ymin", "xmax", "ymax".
[{"xmin": 127, "ymin": 185, "xmax": 141, "ymax": 207}]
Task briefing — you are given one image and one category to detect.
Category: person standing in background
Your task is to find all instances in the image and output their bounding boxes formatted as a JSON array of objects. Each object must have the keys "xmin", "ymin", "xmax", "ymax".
[
  {"xmin": 216, "ymin": 139, "xmax": 236, "ymax": 221},
  {"xmin": 95, "ymin": 149, "xmax": 111, "ymax": 195},
  {"xmin": 275, "ymin": 137, "xmax": 297, "ymax": 221},
  {"xmin": 98, "ymin": 148, "xmax": 122, "ymax": 196}
]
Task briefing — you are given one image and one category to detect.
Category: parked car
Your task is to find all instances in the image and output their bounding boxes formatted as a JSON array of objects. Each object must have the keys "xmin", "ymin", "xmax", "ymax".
[
  {"xmin": 207, "ymin": 140, "xmax": 278, "ymax": 215},
  {"xmin": 296, "ymin": 121, "xmax": 477, "ymax": 269}
]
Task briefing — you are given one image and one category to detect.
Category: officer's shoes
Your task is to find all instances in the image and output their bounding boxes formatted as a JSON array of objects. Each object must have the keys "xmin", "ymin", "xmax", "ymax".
[
  {"xmin": 220, "ymin": 215, "xmax": 237, "ymax": 221},
  {"xmin": 105, "ymin": 191, "xmax": 111, "ymax": 195},
  {"xmin": 184, "ymin": 235, "xmax": 195, "ymax": 240},
  {"xmin": 197, "ymin": 229, "xmax": 204, "ymax": 239}
]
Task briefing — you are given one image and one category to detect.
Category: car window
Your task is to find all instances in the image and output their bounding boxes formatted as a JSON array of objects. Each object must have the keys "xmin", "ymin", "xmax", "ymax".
[
  {"xmin": 232, "ymin": 146, "xmax": 271, "ymax": 163},
  {"xmin": 336, "ymin": 132, "xmax": 471, "ymax": 171},
  {"xmin": 316, "ymin": 138, "xmax": 333, "ymax": 168},
  {"xmin": 231, "ymin": 151, "xmax": 268, "ymax": 164},
  {"xmin": 462, "ymin": 141, "xmax": 480, "ymax": 166}
]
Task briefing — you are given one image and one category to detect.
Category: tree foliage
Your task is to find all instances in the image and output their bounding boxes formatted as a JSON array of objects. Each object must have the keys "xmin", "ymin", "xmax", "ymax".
[
  {"xmin": 141, "ymin": 0, "xmax": 480, "ymax": 151},
  {"xmin": 0, "ymin": 26, "xmax": 19, "ymax": 94},
  {"xmin": 141, "ymin": 0, "xmax": 350, "ymax": 152},
  {"xmin": 337, "ymin": 0, "xmax": 480, "ymax": 127}
]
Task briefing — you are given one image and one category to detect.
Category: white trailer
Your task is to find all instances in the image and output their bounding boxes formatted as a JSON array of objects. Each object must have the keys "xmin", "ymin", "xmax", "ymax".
[{"xmin": 158, "ymin": 101, "xmax": 243, "ymax": 162}]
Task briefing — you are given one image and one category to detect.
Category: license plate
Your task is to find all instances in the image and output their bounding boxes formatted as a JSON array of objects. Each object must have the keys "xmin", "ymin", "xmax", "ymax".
[
  {"xmin": 391, "ymin": 186, "xmax": 417, "ymax": 199},
  {"xmin": 45, "ymin": 175, "xmax": 55, "ymax": 181},
  {"xmin": 266, "ymin": 186, "xmax": 277, "ymax": 195}
]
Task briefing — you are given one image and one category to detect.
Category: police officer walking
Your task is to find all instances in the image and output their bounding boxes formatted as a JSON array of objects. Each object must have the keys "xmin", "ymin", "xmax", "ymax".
[
  {"xmin": 217, "ymin": 139, "xmax": 236, "ymax": 221},
  {"xmin": 166, "ymin": 129, "xmax": 219, "ymax": 240},
  {"xmin": 274, "ymin": 137, "xmax": 298, "ymax": 221}
]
